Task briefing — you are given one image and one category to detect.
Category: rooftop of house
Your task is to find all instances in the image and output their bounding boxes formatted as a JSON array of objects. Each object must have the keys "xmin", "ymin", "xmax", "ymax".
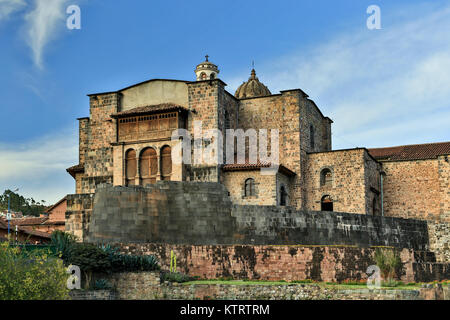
[{"xmin": 368, "ymin": 141, "xmax": 450, "ymax": 161}]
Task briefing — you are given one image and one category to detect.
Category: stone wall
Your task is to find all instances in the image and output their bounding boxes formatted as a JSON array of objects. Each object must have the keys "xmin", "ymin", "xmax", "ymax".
[
  {"xmin": 70, "ymin": 271, "xmax": 450, "ymax": 300},
  {"xmin": 381, "ymin": 158, "xmax": 449, "ymax": 222},
  {"xmin": 428, "ymin": 221, "xmax": 450, "ymax": 262},
  {"xmin": 305, "ymin": 149, "xmax": 381, "ymax": 215},
  {"xmin": 65, "ymin": 193, "xmax": 94, "ymax": 241},
  {"xmin": 85, "ymin": 183, "xmax": 429, "ymax": 250},
  {"xmin": 222, "ymin": 170, "xmax": 277, "ymax": 206},
  {"xmin": 114, "ymin": 244, "xmax": 449, "ymax": 283}
]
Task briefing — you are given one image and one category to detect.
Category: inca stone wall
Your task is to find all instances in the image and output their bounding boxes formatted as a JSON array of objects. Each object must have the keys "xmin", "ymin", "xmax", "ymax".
[
  {"xmin": 114, "ymin": 244, "xmax": 449, "ymax": 283},
  {"xmin": 65, "ymin": 193, "xmax": 94, "ymax": 241},
  {"xmin": 84, "ymin": 182, "xmax": 429, "ymax": 250}
]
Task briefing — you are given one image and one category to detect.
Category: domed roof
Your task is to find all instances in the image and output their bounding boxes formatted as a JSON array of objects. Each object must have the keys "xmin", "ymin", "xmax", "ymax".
[
  {"xmin": 195, "ymin": 55, "xmax": 219, "ymax": 73},
  {"xmin": 235, "ymin": 69, "xmax": 271, "ymax": 99}
]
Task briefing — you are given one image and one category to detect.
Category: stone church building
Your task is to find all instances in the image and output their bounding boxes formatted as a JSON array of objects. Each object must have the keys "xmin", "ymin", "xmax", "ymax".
[{"xmin": 67, "ymin": 57, "xmax": 450, "ymax": 223}]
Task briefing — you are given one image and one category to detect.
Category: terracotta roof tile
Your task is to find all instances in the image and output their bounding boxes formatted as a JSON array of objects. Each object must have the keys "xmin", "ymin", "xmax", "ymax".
[
  {"xmin": 222, "ymin": 160, "xmax": 296, "ymax": 176},
  {"xmin": 111, "ymin": 103, "xmax": 188, "ymax": 118},
  {"xmin": 368, "ymin": 142, "xmax": 450, "ymax": 161}
]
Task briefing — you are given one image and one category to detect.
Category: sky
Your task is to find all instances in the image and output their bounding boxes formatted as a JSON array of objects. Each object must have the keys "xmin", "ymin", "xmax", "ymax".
[{"xmin": 0, "ymin": 0, "xmax": 449, "ymax": 204}]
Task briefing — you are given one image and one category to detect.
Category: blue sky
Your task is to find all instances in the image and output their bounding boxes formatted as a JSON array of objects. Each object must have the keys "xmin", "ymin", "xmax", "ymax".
[{"xmin": 0, "ymin": 0, "xmax": 449, "ymax": 204}]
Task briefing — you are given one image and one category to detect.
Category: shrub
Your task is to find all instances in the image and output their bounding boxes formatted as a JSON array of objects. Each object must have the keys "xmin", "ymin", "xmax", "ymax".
[
  {"xmin": 50, "ymin": 230, "xmax": 77, "ymax": 261},
  {"xmin": 67, "ymin": 243, "xmax": 111, "ymax": 287},
  {"xmin": 93, "ymin": 279, "xmax": 113, "ymax": 290},
  {"xmin": 99, "ymin": 244, "xmax": 159, "ymax": 272},
  {"xmin": 0, "ymin": 242, "xmax": 70, "ymax": 300},
  {"xmin": 374, "ymin": 248, "xmax": 402, "ymax": 281},
  {"xmin": 160, "ymin": 271, "xmax": 195, "ymax": 283}
]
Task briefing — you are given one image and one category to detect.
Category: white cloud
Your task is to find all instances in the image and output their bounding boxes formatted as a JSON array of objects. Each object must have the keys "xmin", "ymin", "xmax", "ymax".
[
  {"xmin": 228, "ymin": 3, "xmax": 450, "ymax": 149},
  {"xmin": 0, "ymin": 0, "xmax": 26, "ymax": 21},
  {"xmin": 0, "ymin": 129, "xmax": 78, "ymax": 204},
  {"xmin": 23, "ymin": 0, "xmax": 69, "ymax": 68}
]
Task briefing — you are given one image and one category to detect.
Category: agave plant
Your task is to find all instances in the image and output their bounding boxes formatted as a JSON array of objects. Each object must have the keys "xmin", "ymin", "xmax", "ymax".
[{"xmin": 50, "ymin": 230, "xmax": 77, "ymax": 261}]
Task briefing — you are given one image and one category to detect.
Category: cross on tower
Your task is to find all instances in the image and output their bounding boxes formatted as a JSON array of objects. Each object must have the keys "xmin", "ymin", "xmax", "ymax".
[{"xmin": 205, "ymin": 54, "xmax": 209, "ymax": 62}]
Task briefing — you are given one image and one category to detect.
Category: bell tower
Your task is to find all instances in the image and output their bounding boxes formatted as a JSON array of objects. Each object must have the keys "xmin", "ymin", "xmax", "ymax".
[{"xmin": 195, "ymin": 55, "xmax": 219, "ymax": 81}]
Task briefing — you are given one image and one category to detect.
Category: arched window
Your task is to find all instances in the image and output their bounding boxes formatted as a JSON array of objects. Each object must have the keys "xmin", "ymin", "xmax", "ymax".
[
  {"xmin": 244, "ymin": 178, "xmax": 255, "ymax": 197},
  {"xmin": 321, "ymin": 195, "xmax": 333, "ymax": 211},
  {"xmin": 310, "ymin": 125, "xmax": 315, "ymax": 149},
  {"xmin": 320, "ymin": 168, "xmax": 333, "ymax": 187},
  {"xmin": 200, "ymin": 72, "xmax": 207, "ymax": 80},
  {"xmin": 210, "ymin": 73, "xmax": 215, "ymax": 80},
  {"xmin": 160, "ymin": 145, "xmax": 172, "ymax": 181},
  {"xmin": 140, "ymin": 147, "xmax": 157, "ymax": 186},
  {"xmin": 280, "ymin": 185, "xmax": 288, "ymax": 206},
  {"xmin": 125, "ymin": 149, "xmax": 136, "ymax": 186}
]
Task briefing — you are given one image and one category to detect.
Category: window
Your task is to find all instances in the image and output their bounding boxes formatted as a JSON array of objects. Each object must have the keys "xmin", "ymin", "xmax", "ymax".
[
  {"xmin": 320, "ymin": 168, "xmax": 333, "ymax": 187},
  {"xmin": 280, "ymin": 186, "xmax": 288, "ymax": 206},
  {"xmin": 200, "ymin": 72, "xmax": 207, "ymax": 80},
  {"xmin": 140, "ymin": 147, "xmax": 157, "ymax": 186},
  {"xmin": 310, "ymin": 125, "xmax": 315, "ymax": 149},
  {"xmin": 160, "ymin": 145, "xmax": 172, "ymax": 181},
  {"xmin": 244, "ymin": 178, "xmax": 256, "ymax": 197},
  {"xmin": 210, "ymin": 73, "xmax": 215, "ymax": 80},
  {"xmin": 321, "ymin": 195, "xmax": 333, "ymax": 211},
  {"xmin": 125, "ymin": 149, "xmax": 136, "ymax": 186}
]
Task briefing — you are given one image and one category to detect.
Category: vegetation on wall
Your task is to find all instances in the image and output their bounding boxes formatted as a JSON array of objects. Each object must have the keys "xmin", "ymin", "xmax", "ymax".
[{"xmin": 374, "ymin": 248, "xmax": 402, "ymax": 283}]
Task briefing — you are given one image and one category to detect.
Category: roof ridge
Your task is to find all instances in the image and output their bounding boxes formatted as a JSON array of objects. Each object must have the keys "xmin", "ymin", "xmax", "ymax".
[{"xmin": 369, "ymin": 141, "xmax": 450, "ymax": 150}]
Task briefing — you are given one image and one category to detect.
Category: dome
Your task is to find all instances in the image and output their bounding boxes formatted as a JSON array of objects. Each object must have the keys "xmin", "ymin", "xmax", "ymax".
[
  {"xmin": 195, "ymin": 55, "xmax": 219, "ymax": 81},
  {"xmin": 234, "ymin": 69, "xmax": 271, "ymax": 99}
]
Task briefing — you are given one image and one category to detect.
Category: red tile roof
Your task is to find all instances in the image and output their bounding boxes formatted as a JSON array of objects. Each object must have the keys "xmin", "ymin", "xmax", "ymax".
[
  {"xmin": 0, "ymin": 220, "xmax": 51, "ymax": 239},
  {"xmin": 222, "ymin": 160, "xmax": 296, "ymax": 176},
  {"xmin": 368, "ymin": 142, "xmax": 450, "ymax": 161},
  {"xmin": 111, "ymin": 103, "xmax": 188, "ymax": 118},
  {"xmin": 1, "ymin": 217, "xmax": 48, "ymax": 226}
]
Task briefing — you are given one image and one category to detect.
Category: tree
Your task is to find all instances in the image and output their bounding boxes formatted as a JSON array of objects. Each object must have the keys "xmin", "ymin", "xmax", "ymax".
[{"xmin": 0, "ymin": 189, "xmax": 47, "ymax": 217}]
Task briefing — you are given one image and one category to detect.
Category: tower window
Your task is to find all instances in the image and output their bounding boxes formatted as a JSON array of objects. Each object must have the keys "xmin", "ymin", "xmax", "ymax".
[
  {"xmin": 244, "ymin": 178, "xmax": 256, "ymax": 197},
  {"xmin": 320, "ymin": 168, "xmax": 333, "ymax": 187},
  {"xmin": 210, "ymin": 73, "xmax": 215, "ymax": 79},
  {"xmin": 200, "ymin": 72, "xmax": 207, "ymax": 80}
]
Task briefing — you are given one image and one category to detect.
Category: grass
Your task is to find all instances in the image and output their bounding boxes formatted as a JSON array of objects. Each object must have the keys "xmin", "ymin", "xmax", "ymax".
[{"xmin": 181, "ymin": 279, "xmax": 448, "ymax": 290}]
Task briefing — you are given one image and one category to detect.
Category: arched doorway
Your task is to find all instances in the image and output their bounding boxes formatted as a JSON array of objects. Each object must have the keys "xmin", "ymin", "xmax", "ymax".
[
  {"xmin": 160, "ymin": 145, "xmax": 172, "ymax": 181},
  {"xmin": 125, "ymin": 149, "xmax": 136, "ymax": 186},
  {"xmin": 321, "ymin": 195, "xmax": 333, "ymax": 211},
  {"xmin": 140, "ymin": 147, "xmax": 157, "ymax": 186}
]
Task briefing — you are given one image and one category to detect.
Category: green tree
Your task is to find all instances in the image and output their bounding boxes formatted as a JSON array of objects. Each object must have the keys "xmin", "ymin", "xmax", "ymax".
[{"xmin": 0, "ymin": 189, "xmax": 47, "ymax": 217}]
